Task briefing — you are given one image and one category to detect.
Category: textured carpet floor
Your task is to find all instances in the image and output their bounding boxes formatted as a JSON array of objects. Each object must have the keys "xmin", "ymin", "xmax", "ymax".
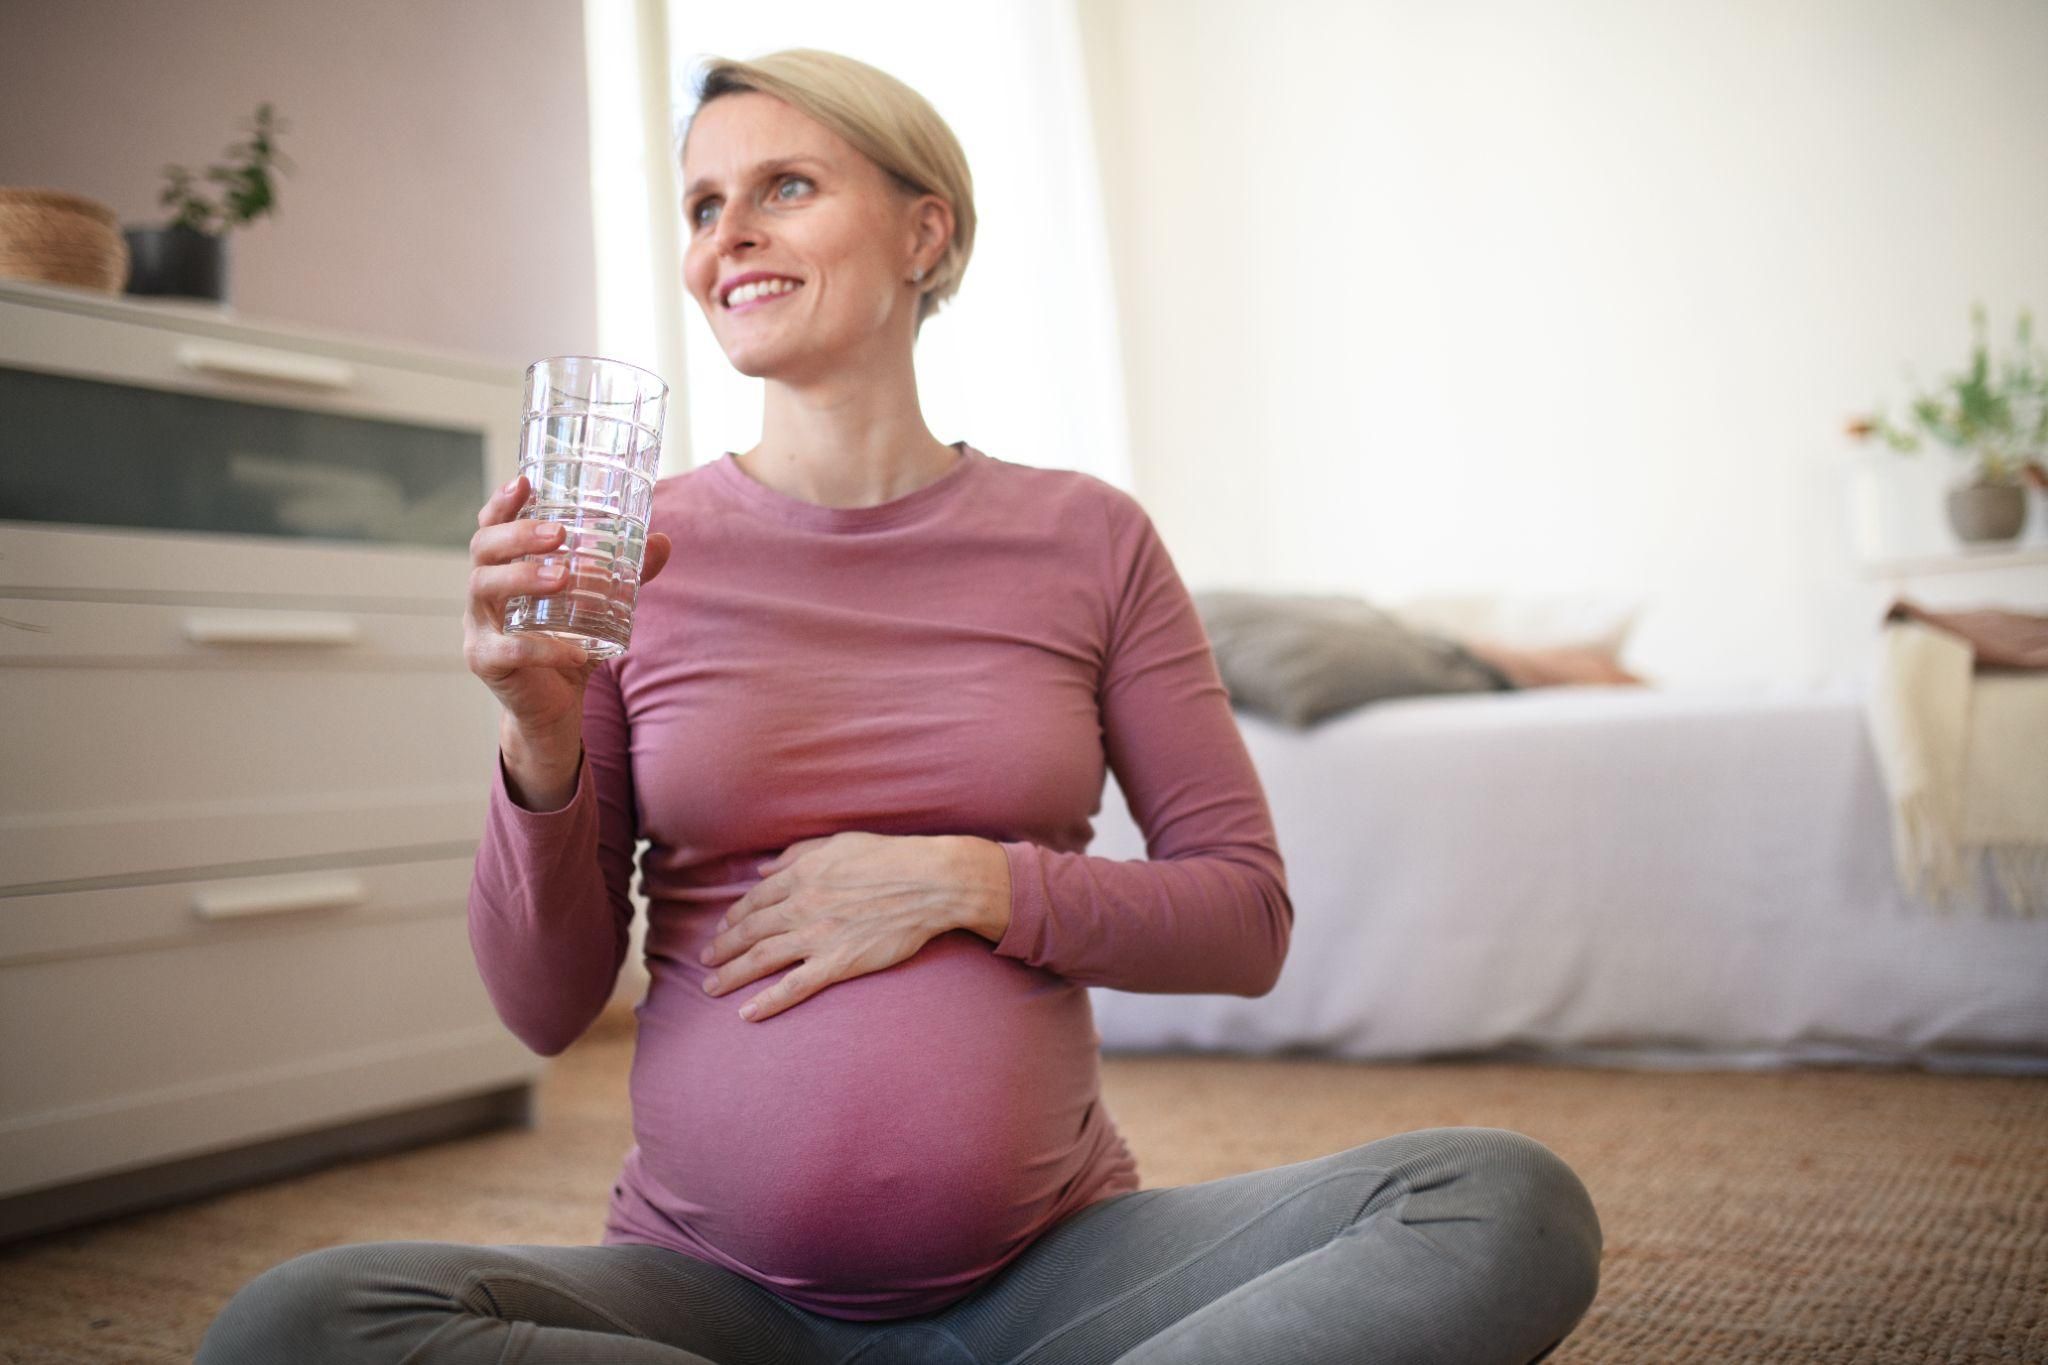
[{"xmin": 2, "ymin": 1006, "xmax": 2043, "ymax": 1363}]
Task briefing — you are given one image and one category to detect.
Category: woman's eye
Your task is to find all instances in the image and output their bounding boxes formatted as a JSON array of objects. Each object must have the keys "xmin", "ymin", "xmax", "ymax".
[{"xmin": 688, "ymin": 176, "xmax": 807, "ymax": 229}]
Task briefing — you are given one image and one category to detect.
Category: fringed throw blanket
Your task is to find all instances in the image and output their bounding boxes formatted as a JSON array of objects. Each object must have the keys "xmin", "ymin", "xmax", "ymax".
[{"xmin": 1866, "ymin": 601, "xmax": 2048, "ymax": 917}]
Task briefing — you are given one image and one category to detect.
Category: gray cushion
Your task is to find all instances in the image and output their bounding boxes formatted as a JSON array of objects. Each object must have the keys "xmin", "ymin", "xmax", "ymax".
[{"xmin": 1192, "ymin": 589, "xmax": 1513, "ymax": 728}]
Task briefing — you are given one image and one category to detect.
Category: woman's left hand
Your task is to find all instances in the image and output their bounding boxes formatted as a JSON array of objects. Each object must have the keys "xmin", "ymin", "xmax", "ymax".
[{"xmin": 699, "ymin": 831, "xmax": 1010, "ymax": 1022}]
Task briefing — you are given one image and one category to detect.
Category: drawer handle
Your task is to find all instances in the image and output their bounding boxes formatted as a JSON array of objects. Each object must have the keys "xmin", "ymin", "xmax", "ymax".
[
  {"xmin": 183, "ymin": 612, "xmax": 363, "ymax": 646},
  {"xmin": 193, "ymin": 873, "xmax": 370, "ymax": 921},
  {"xmin": 175, "ymin": 340, "xmax": 358, "ymax": 391}
]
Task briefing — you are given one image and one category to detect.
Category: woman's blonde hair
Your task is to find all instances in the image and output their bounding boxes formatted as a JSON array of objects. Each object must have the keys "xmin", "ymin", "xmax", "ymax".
[{"xmin": 682, "ymin": 48, "xmax": 976, "ymax": 334}]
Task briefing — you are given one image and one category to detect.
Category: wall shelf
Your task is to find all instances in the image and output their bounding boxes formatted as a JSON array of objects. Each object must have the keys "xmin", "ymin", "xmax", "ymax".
[{"xmin": 1857, "ymin": 544, "xmax": 2048, "ymax": 581}]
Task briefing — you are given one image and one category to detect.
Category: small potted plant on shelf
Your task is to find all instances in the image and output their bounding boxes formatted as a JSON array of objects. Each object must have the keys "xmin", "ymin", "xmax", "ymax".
[
  {"xmin": 1847, "ymin": 303, "xmax": 2048, "ymax": 545},
  {"xmin": 124, "ymin": 102, "xmax": 291, "ymax": 304}
]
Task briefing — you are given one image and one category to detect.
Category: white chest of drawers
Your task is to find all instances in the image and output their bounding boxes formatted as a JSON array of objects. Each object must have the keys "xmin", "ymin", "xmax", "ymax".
[{"xmin": 0, "ymin": 279, "xmax": 545, "ymax": 1242}]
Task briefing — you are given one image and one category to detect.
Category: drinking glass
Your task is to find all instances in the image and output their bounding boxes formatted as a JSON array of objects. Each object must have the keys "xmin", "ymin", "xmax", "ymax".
[{"xmin": 502, "ymin": 355, "xmax": 666, "ymax": 660}]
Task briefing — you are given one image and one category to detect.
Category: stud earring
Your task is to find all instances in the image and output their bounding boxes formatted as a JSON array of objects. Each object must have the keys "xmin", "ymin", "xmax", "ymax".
[{"xmin": 911, "ymin": 266, "xmax": 926, "ymax": 284}]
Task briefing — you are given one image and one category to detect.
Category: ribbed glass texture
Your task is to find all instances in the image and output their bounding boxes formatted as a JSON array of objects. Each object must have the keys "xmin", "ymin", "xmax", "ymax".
[{"xmin": 504, "ymin": 356, "xmax": 667, "ymax": 660}]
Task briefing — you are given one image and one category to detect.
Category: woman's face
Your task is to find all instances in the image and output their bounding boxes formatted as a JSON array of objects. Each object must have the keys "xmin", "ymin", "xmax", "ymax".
[{"xmin": 681, "ymin": 91, "xmax": 939, "ymax": 382}]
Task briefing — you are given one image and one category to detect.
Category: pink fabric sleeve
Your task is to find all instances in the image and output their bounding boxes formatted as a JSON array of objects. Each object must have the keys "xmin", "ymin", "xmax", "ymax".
[
  {"xmin": 465, "ymin": 659, "xmax": 641, "ymax": 1056},
  {"xmin": 992, "ymin": 497, "xmax": 1293, "ymax": 996}
]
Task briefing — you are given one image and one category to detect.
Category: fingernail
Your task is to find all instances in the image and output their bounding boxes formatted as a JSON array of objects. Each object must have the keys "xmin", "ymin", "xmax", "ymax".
[
  {"xmin": 697, "ymin": 947, "xmax": 712, "ymax": 964},
  {"xmin": 540, "ymin": 563, "xmax": 567, "ymax": 581},
  {"xmin": 502, "ymin": 475, "xmax": 521, "ymax": 494},
  {"xmin": 740, "ymin": 1002, "xmax": 760, "ymax": 1019},
  {"xmin": 701, "ymin": 977, "xmax": 716, "ymax": 993}
]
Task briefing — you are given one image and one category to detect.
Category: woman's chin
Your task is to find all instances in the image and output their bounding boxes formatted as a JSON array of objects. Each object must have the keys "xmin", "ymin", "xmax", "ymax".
[{"xmin": 718, "ymin": 337, "xmax": 810, "ymax": 381}]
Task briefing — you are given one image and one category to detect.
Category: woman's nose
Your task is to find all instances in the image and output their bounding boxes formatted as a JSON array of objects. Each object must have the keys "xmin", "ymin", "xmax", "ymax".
[{"xmin": 712, "ymin": 198, "xmax": 762, "ymax": 255}]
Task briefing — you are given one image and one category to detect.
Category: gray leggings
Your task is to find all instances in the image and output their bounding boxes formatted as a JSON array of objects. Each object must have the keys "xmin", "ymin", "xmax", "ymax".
[{"xmin": 194, "ymin": 1126, "xmax": 1600, "ymax": 1364}]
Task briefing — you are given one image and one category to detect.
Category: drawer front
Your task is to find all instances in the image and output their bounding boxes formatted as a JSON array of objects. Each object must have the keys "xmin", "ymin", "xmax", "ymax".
[
  {"xmin": 0, "ymin": 290, "xmax": 520, "ymax": 605},
  {"xmin": 0, "ymin": 852, "xmax": 480, "ymax": 967},
  {"xmin": 0, "ymin": 594, "xmax": 461, "ymax": 664},
  {"xmin": 0, "ymin": 854, "xmax": 544, "ymax": 1194},
  {"xmin": 1, "ymin": 602, "xmax": 501, "ymax": 887},
  {"xmin": 0, "ymin": 522, "xmax": 471, "ymax": 611},
  {"xmin": 0, "ymin": 291, "xmax": 521, "ymax": 582},
  {"xmin": 1, "ymin": 856, "xmax": 498, "ymax": 1117},
  {"xmin": 0, "ymin": 363, "xmax": 490, "ymax": 552}
]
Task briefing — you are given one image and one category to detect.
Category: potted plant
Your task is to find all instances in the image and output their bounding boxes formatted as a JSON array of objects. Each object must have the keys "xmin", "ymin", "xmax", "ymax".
[
  {"xmin": 1847, "ymin": 304, "xmax": 2048, "ymax": 545},
  {"xmin": 125, "ymin": 103, "xmax": 291, "ymax": 303}
]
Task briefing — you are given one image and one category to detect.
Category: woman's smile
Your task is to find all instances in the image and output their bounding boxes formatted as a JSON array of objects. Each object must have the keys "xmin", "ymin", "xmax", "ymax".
[{"xmin": 726, "ymin": 279, "xmax": 805, "ymax": 314}]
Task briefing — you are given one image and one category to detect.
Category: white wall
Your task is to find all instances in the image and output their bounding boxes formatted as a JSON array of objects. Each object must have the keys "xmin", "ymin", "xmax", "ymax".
[
  {"xmin": 1077, "ymin": 0, "xmax": 2048, "ymax": 688},
  {"xmin": 0, "ymin": 0, "xmax": 599, "ymax": 370}
]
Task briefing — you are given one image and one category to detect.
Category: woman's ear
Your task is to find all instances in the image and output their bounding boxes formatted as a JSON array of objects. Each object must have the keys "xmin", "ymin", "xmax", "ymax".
[{"xmin": 908, "ymin": 193, "xmax": 953, "ymax": 278}]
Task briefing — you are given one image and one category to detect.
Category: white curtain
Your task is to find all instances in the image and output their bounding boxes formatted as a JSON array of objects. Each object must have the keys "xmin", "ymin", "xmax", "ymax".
[{"xmin": 654, "ymin": 0, "xmax": 1133, "ymax": 488}]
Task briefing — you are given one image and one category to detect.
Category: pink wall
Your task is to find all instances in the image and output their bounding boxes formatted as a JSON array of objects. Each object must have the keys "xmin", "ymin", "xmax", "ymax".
[{"xmin": 0, "ymin": 0, "xmax": 598, "ymax": 370}]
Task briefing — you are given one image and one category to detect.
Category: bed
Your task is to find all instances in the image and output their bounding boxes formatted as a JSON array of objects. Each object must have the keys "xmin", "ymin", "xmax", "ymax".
[{"xmin": 1082, "ymin": 683, "xmax": 2048, "ymax": 1074}]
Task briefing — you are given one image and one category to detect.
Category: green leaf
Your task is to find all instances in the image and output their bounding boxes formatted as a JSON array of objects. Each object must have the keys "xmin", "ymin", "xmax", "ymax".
[{"xmin": 162, "ymin": 101, "xmax": 288, "ymax": 233}]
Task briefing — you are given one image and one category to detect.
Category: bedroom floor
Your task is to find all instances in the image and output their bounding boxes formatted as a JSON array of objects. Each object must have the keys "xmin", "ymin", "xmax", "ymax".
[{"xmin": 3, "ymin": 1007, "xmax": 2042, "ymax": 1364}]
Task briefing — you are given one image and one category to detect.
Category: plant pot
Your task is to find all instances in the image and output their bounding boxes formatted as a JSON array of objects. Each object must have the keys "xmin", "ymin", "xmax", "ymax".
[
  {"xmin": 1945, "ymin": 478, "xmax": 2028, "ymax": 545},
  {"xmin": 123, "ymin": 225, "xmax": 227, "ymax": 301}
]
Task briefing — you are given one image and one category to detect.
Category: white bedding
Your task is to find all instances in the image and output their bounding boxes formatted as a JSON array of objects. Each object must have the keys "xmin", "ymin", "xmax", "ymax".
[{"xmin": 1083, "ymin": 685, "xmax": 2048, "ymax": 1073}]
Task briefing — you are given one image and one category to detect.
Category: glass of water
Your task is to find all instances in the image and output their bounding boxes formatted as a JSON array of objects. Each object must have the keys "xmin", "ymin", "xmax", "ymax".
[{"xmin": 503, "ymin": 355, "xmax": 666, "ymax": 660}]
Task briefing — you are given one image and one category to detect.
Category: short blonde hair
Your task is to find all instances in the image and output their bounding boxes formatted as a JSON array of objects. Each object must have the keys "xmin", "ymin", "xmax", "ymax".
[{"xmin": 682, "ymin": 49, "xmax": 975, "ymax": 334}]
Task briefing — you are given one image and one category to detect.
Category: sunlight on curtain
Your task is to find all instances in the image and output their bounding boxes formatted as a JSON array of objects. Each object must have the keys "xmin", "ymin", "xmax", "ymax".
[
  {"xmin": 584, "ymin": 3, "xmax": 659, "ymax": 383},
  {"xmin": 657, "ymin": 0, "xmax": 1133, "ymax": 488}
]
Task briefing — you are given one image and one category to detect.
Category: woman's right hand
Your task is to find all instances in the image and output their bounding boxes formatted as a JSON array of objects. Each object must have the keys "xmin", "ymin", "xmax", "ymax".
[{"xmin": 464, "ymin": 474, "xmax": 674, "ymax": 736}]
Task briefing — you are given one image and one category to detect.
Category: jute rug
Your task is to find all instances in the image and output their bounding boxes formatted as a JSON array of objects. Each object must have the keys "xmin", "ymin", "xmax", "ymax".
[{"xmin": 2, "ymin": 1007, "xmax": 2042, "ymax": 1363}]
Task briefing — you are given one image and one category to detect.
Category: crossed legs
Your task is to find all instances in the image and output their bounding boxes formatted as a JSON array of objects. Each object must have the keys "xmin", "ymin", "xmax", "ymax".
[{"xmin": 195, "ymin": 1126, "xmax": 1600, "ymax": 1364}]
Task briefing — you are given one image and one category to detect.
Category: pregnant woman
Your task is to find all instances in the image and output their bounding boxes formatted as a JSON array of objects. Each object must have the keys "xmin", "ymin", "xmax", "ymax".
[{"xmin": 197, "ymin": 48, "xmax": 1601, "ymax": 1364}]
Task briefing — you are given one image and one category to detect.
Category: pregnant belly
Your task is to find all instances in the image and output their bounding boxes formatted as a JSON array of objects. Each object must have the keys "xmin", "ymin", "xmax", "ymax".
[{"xmin": 627, "ymin": 924, "xmax": 1105, "ymax": 1290}]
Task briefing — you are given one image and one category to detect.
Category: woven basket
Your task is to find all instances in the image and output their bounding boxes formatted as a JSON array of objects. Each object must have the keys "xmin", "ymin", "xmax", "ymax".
[{"xmin": 0, "ymin": 188, "xmax": 130, "ymax": 294}]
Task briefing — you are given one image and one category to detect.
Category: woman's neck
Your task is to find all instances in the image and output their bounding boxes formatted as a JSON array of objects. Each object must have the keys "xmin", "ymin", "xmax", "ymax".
[{"xmin": 741, "ymin": 348, "xmax": 957, "ymax": 509}]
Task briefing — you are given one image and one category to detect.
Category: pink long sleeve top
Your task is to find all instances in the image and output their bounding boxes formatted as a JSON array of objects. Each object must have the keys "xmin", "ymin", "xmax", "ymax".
[{"xmin": 467, "ymin": 442, "xmax": 1292, "ymax": 1320}]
